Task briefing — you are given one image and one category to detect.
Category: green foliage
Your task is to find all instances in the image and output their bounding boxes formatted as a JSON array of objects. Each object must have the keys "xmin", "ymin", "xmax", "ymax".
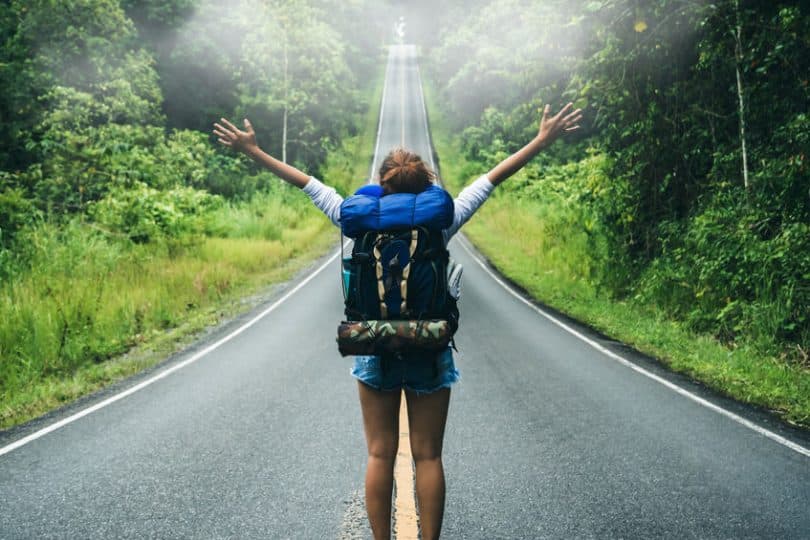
[
  {"xmin": 426, "ymin": 0, "xmax": 810, "ymax": 359},
  {"xmin": 121, "ymin": 0, "xmax": 197, "ymax": 32},
  {"xmin": 0, "ymin": 4, "xmax": 40, "ymax": 170},
  {"xmin": 0, "ymin": 0, "xmax": 387, "ymax": 241},
  {"xmin": 479, "ymin": 150, "xmax": 632, "ymax": 294},
  {"xmin": 164, "ymin": 130, "xmax": 270, "ymax": 199},
  {"xmin": 19, "ymin": 0, "xmax": 165, "ymax": 133},
  {"xmin": 90, "ymin": 182, "xmax": 221, "ymax": 244},
  {"xmin": 205, "ymin": 187, "xmax": 313, "ymax": 241},
  {"xmin": 430, "ymin": 0, "xmax": 586, "ymax": 131},
  {"xmin": 576, "ymin": 0, "xmax": 810, "ymax": 353},
  {"xmin": 235, "ymin": 1, "xmax": 359, "ymax": 167},
  {"xmin": 15, "ymin": 125, "xmax": 254, "ymax": 217},
  {"xmin": 37, "ymin": 49, "xmax": 163, "ymax": 133},
  {"xmin": 144, "ymin": 0, "xmax": 383, "ymax": 170},
  {"xmin": 0, "ymin": 185, "xmax": 40, "ymax": 249},
  {"xmin": 0, "ymin": 0, "xmax": 385, "ymax": 223},
  {"xmin": 429, "ymin": 79, "xmax": 810, "ymax": 427},
  {"xmin": 638, "ymin": 197, "xmax": 810, "ymax": 352},
  {"xmin": 1, "ymin": 222, "xmax": 132, "ymax": 382},
  {"xmin": 0, "ymin": 0, "xmax": 165, "ymax": 191}
]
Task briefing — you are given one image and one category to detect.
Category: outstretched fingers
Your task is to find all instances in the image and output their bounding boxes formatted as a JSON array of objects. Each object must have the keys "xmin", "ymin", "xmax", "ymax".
[
  {"xmin": 553, "ymin": 102, "xmax": 574, "ymax": 121},
  {"xmin": 563, "ymin": 108, "xmax": 583, "ymax": 124},
  {"xmin": 537, "ymin": 102, "xmax": 584, "ymax": 141},
  {"xmin": 565, "ymin": 115, "xmax": 583, "ymax": 130},
  {"xmin": 213, "ymin": 122, "xmax": 233, "ymax": 137},
  {"xmin": 561, "ymin": 107, "xmax": 583, "ymax": 134},
  {"xmin": 220, "ymin": 117, "xmax": 241, "ymax": 133}
]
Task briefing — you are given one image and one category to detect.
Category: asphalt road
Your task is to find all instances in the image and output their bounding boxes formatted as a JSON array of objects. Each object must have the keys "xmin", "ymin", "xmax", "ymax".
[{"xmin": 1, "ymin": 45, "xmax": 809, "ymax": 540}]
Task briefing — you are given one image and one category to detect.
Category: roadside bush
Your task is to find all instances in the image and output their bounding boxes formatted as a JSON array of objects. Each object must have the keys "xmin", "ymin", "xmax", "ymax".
[
  {"xmin": 27, "ymin": 125, "xmax": 254, "ymax": 216},
  {"xmin": 0, "ymin": 183, "xmax": 40, "ymax": 248},
  {"xmin": 494, "ymin": 151, "xmax": 631, "ymax": 294},
  {"xmin": 204, "ymin": 183, "xmax": 320, "ymax": 241},
  {"xmin": 637, "ymin": 194, "xmax": 810, "ymax": 356},
  {"xmin": 90, "ymin": 182, "xmax": 222, "ymax": 245},
  {"xmin": 161, "ymin": 129, "xmax": 267, "ymax": 200}
]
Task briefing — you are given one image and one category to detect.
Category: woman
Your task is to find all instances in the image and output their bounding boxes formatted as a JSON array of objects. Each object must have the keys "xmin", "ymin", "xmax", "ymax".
[{"xmin": 213, "ymin": 102, "xmax": 581, "ymax": 540}]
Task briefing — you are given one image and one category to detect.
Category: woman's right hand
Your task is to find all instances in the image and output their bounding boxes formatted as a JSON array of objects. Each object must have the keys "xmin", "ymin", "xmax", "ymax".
[
  {"xmin": 213, "ymin": 118, "xmax": 259, "ymax": 155},
  {"xmin": 536, "ymin": 103, "xmax": 582, "ymax": 148}
]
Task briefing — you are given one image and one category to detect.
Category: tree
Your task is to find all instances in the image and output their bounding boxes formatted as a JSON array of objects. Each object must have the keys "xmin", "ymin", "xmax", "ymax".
[
  {"xmin": 18, "ymin": 0, "xmax": 164, "ymax": 135},
  {"xmin": 234, "ymin": 0, "xmax": 360, "ymax": 169}
]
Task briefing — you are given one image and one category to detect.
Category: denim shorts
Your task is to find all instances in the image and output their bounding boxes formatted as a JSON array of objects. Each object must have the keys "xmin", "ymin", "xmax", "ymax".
[{"xmin": 351, "ymin": 347, "xmax": 460, "ymax": 395}]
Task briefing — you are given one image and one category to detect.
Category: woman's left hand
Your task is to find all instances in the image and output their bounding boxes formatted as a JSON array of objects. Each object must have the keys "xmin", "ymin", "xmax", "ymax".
[{"xmin": 213, "ymin": 118, "xmax": 259, "ymax": 155}]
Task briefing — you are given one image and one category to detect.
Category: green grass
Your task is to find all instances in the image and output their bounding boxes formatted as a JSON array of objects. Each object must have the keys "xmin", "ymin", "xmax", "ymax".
[
  {"xmin": 0, "ymin": 223, "xmax": 334, "ymax": 428},
  {"xmin": 0, "ymin": 71, "xmax": 385, "ymax": 430},
  {"xmin": 424, "ymin": 82, "xmax": 810, "ymax": 428}
]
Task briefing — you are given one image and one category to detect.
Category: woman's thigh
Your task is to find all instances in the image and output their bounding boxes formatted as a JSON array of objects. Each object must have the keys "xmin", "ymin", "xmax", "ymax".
[
  {"xmin": 357, "ymin": 382, "xmax": 402, "ymax": 458},
  {"xmin": 404, "ymin": 387, "xmax": 451, "ymax": 461}
]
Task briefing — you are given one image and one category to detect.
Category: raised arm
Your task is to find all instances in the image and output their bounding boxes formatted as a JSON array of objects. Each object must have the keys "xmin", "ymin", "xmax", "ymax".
[
  {"xmin": 213, "ymin": 117, "xmax": 343, "ymax": 226},
  {"xmin": 444, "ymin": 103, "xmax": 582, "ymax": 240},
  {"xmin": 213, "ymin": 117, "xmax": 311, "ymax": 189},
  {"xmin": 487, "ymin": 103, "xmax": 582, "ymax": 186}
]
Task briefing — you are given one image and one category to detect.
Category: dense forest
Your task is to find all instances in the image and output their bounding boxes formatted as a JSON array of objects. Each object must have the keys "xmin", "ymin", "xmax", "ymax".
[
  {"xmin": 0, "ymin": 0, "xmax": 808, "ymax": 425},
  {"xmin": 0, "ymin": 0, "xmax": 384, "ymax": 222},
  {"xmin": 419, "ymin": 0, "xmax": 808, "ymax": 363}
]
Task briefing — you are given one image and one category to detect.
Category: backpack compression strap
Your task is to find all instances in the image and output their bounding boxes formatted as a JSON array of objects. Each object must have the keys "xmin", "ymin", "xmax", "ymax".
[{"xmin": 372, "ymin": 230, "xmax": 419, "ymax": 318}]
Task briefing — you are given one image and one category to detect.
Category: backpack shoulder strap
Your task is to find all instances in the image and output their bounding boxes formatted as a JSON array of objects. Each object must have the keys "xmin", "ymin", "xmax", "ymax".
[
  {"xmin": 399, "ymin": 229, "xmax": 419, "ymax": 316},
  {"xmin": 372, "ymin": 234, "xmax": 388, "ymax": 319}
]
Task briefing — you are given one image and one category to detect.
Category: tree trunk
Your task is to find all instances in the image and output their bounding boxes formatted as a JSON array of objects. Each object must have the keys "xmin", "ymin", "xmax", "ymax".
[
  {"xmin": 282, "ymin": 37, "xmax": 288, "ymax": 164},
  {"xmin": 733, "ymin": 0, "xmax": 749, "ymax": 192}
]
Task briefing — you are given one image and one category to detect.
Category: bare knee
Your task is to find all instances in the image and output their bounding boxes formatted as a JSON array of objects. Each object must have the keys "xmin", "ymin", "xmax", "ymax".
[
  {"xmin": 367, "ymin": 434, "xmax": 399, "ymax": 463},
  {"xmin": 410, "ymin": 441, "xmax": 442, "ymax": 463}
]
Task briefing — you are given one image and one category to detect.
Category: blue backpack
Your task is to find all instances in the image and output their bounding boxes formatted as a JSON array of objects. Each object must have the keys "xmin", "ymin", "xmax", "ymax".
[{"xmin": 339, "ymin": 185, "xmax": 459, "ymax": 340}]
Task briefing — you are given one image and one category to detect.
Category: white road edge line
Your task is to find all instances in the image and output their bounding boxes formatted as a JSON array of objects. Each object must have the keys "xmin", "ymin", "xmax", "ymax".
[
  {"xmin": 456, "ymin": 234, "xmax": 810, "ymax": 458},
  {"xmin": 400, "ymin": 51, "xmax": 406, "ymax": 147},
  {"xmin": 0, "ymin": 246, "xmax": 346, "ymax": 458},
  {"xmin": 415, "ymin": 55, "xmax": 436, "ymax": 174}
]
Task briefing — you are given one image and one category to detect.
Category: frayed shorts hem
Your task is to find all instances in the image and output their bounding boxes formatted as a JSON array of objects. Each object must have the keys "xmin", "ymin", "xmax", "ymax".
[
  {"xmin": 353, "ymin": 373, "xmax": 460, "ymax": 396},
  {"xmin": 350, "ymin": 348, "xmax": 459, "ymax": 396}
]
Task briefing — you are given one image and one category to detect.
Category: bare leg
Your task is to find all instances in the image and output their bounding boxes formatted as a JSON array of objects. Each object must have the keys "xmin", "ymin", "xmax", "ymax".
[
  {"xmin": 358, "ymin": 382, "xmax": 401, "ymax": 540},
  {"xmin": 405, "ymin": 387, "xmax": 451, "ymax": 540}
]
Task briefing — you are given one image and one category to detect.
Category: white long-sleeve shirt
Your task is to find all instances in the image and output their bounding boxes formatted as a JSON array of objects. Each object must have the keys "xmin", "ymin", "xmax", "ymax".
[{"xmin": 302, "ymin": 175, "xmax": 496, "ymax": 243}]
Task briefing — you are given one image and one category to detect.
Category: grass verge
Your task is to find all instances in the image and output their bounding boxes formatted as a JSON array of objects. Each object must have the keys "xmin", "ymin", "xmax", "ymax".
[{"xmin": 424, "ymin": 82, "xmax": 810, "ymax": 429}]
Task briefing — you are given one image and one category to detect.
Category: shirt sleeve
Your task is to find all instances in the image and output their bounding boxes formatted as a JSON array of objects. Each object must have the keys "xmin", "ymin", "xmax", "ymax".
[
  {"xmin": 302, "ymin": 176, "xmax": 343, "ymax": 227},
  {"xmin": 443, "ymin": 174, "xmax": 496, "ymax": 241}
]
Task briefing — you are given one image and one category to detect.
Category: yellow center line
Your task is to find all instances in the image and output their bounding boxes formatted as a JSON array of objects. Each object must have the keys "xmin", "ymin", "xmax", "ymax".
[
  {"xmin": 393, "ymin": 394, "xmax": 419, "ymax": 539},
  {"xmin": 392, "ymin": 45, "xmax": 419, "ymax": 539}
]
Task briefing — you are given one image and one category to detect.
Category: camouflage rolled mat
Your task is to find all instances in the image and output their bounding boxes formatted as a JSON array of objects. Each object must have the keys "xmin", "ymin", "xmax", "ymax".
[{"xmin": 336, "ymin": 319, "xmax": 452, "ymax": 356}]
